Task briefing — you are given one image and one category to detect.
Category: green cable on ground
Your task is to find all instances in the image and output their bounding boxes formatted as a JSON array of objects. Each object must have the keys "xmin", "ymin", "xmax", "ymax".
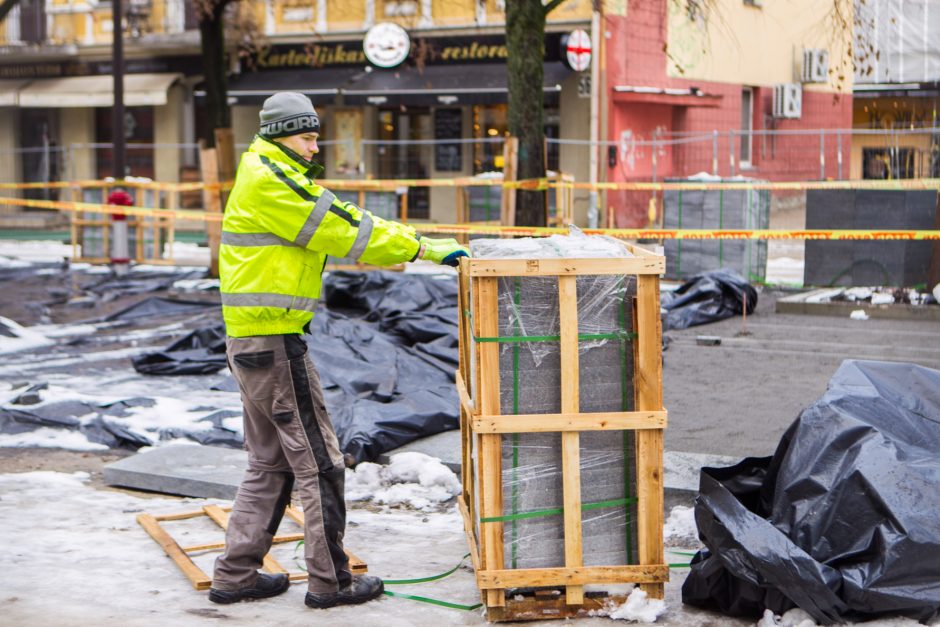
[
  {"xmin": 480, "ymin": 496, "xmax": 636, "ymax": 523},
  {"xmin": 382, "ymin": 553, "xmax": 473, "ymax": 585}
]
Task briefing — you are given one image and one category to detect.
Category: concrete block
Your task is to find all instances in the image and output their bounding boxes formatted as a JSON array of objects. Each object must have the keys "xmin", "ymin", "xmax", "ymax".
[{"xmin": 103, "ymin": 444, "xmax": 246, "ymax": 499}]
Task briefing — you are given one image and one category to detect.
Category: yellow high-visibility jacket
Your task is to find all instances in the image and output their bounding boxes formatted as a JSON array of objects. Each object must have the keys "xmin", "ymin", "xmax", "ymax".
[{"xmin": 220, "ymin": 135, "xmax": 420, "ymax": 337}]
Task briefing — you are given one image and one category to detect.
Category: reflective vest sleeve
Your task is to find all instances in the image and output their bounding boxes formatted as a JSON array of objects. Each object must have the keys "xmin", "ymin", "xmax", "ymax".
[{"xmin": 251, "ymin": 155, "xmax": 420, "ymax": 266}]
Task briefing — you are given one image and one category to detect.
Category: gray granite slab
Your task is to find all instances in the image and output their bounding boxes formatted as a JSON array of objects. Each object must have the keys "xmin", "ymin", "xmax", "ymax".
[{"xmin": 103, "ymin": 444, "xmax": 247, "ymax": 499}]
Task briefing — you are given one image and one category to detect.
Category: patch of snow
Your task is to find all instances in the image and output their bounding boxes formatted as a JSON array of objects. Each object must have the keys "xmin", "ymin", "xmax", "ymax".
[
  {"xmin": 0, "ymin": 316, "xmax": 55, "ymax": 355},
  {"xmin": 172, "ymin": 278, "xmax": 220, "ymax": 291},
  {"xmin": 934, "ymin": 283, "xmax": 940, "ymax": 303},
  {"xmin": 0, "ymin": 428, "xmax": 109, "ymax": 451},
  {"xmin": 0, "ymin": 240, "xmax": 72, "ymax": 263},
  {"xmin": 850, "ymin": 309, "xmax": 869, "ymax": 321},
  {"xmin": 664, "ymin": 505, "xmax": 697, "ymax": 540},
  {"xmin": 608, "ymin": 588, "xmax": 667, "ymax": 623},
  {"xmin": 805, "ymin": 289, "xmax": 843, "ymax": 304},
  {"xmin": 871, "ymin": 292, "xmax": 895, "ymax": 305},
  {"xmin": 843, "ymin": 287, "xmax": 872, "ymax": 301},
  {"xmin": 345, "ymin": 453, "xmax": 461, "ymax": 511},
  {"xmin": 0, "ymin": 255, "xmax": 31, "ymax": 268}
]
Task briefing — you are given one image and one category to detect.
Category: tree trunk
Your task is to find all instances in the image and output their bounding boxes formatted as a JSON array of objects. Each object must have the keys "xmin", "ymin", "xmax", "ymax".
[
  {"xmin": 506, "ymin": 0, "xmax": 547, "ymax": 227},
  {"xmin": 198, "ymin": 3, "xmax": 230, "ymax": 149}
]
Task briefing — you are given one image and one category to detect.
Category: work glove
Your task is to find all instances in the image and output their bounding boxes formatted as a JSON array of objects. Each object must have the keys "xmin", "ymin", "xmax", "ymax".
[{"xmin": 418, "ymin": 236, "xmax": 470, "ymax": 267}]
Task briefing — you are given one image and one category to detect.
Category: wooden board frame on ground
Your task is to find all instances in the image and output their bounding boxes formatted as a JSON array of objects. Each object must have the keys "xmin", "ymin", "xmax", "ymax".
[
  {"xmin": 456, "ymin": 244, "xmax": 667, "ymax": 622},
  {"xmin": 137, "ymin": 505, "xmax": 367, "ymax": 591}
]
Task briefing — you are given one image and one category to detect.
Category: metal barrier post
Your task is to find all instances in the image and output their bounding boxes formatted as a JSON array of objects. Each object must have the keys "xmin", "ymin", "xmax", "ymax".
[
  {"xmin": 712, "ymin": 131, "xmax": 719, "ymax": 176},
  {"xmin": 837, "ymin": 130, "xmax": 844, "ymax": 180},
  {"xmin": 729, "ymin": 130, "xmax": 736, "ymax": 177},
  {"xmin": 819, "ymin": 130, "xmax": 826, "ymax": 180}
]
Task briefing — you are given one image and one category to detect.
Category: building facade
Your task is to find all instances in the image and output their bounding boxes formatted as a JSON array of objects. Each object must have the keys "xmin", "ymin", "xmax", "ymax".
[
  {"xmin": 0, "ymin": 0, "xmax": 595, "ymax": 227},
  {"xmin": 602, "ymin": 0, "xmax": 854, "ymax": 226}
]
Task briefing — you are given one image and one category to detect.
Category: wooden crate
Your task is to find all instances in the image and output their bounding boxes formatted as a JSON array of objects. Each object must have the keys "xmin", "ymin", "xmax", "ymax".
[{"xmin": 455, "ymin": 247, "xmax": 668, "ymax": 621}]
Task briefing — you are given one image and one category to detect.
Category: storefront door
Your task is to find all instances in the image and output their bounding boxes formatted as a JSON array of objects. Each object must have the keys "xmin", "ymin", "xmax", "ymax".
[{"xmin": 19, "ymin": 109, "xmax": 61, "ymax": 201}]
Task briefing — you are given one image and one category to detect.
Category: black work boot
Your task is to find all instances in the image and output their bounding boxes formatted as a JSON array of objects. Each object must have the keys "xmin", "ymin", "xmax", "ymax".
[
  {"xmin": 304, "ymin": 575, "xmax": 384, "ymax": 609},
  {"xmin": 208, "ymin": 572, "xmax": 290, "ymax": 604}
]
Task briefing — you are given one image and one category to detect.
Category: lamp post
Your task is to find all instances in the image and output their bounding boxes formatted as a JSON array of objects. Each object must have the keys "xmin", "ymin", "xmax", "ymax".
[{"xmin": 110, "ymin": 0, "xmax": 129, "ymax": 275}]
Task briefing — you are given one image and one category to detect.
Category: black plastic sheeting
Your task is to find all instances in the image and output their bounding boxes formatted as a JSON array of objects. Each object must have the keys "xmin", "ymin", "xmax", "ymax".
[
  {"xmin": 132, "ymin": 271, "xmax": 460, "ymax": 463},
  {"xmin": 682, "ymin": 360, "xmax": 940, "ymax": 624},
  {"xmin": 661, "ymin": 269, "xmax": 757, "ymax": 331}
]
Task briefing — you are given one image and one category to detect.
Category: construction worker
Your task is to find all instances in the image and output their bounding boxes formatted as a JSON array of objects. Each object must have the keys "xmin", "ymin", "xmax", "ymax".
[{"xmin": 209, "ymin": 92, "xmax": 468, "ymax": 609}]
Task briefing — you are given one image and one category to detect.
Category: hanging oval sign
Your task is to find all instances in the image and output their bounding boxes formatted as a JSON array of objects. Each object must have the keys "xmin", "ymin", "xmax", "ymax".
[{"xmin": 563, "ymin": 29, "xmax": 592, "ymax": 72}]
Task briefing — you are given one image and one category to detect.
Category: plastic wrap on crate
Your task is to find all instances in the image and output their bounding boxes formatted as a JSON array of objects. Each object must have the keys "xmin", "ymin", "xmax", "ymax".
[{"xmin": 469, "ymin": 228, "xmax": 640, "ymax": 573}]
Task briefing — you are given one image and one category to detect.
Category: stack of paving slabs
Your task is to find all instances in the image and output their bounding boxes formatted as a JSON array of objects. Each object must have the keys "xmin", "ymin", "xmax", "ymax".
[
  {"xmin": 662, "ymin": 176, "xmax": 770, "ymax": 281},
  {"xmin": 469, "ymin": 230, "xmax": 639, "ymax": 571}
]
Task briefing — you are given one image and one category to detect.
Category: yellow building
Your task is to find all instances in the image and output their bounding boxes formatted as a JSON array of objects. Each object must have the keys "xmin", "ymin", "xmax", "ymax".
[{"xmin": 0, "ymin": 0, "xmax": 596, "ymax": 226}]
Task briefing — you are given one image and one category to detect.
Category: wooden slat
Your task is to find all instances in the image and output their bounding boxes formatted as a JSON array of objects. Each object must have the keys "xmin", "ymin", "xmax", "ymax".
[
  {"xmin": 181, "ymin": 532, "xmax": 305, "ymax": 553},
  {"xmin": 477, "ymin": 564, "xmax": 669, "ymax": 589},
  {"xmin": 477, "ymin": 276, "xmax": 505, "ymax": 608},
  {"xmin": 199, "ymin": 145, "xmax": 222, "ymax": 278},
  {"xmin": 137, "ymin": 513, "xmax": 212, "ymax": 590},
  {"xmin": 467, "ymin": 257, "xmax": 664, "ymax": 277},
  {"xmin": 455, "ymin": 373, "xmax": 476, "ymax": 418},
  {"xmin": 635, "ymin": 273, "xmax": 666, "ymax": 599},
  {"xmin": 471, "ymin": 410, "xmax": 667, "ymax": 433},
  {"xmin": 152, "ymin": 509, "xmax": 210, "ymax": 522},
  {"xmin": 558, "ymin": 275, "xmax": 583, "ymax": 606},
  {"xmin": 625, "ymin": 242, "xmax": 659, "ymax": 258},
  {"xmin": 500, "ymin": 137, "xmax": 518, "ymax": 227}
]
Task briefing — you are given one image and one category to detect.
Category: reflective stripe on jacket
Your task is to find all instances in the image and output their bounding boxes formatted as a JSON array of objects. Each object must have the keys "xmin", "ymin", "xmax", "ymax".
[{"xmin": 220, "ymin": 135, "xmax": 420, "ymax": 337}]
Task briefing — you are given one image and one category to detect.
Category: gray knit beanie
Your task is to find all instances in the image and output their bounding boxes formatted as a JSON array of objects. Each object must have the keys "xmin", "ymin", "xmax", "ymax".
[{"xmin": 259, "ymin": 92, "xmax": 320, "ymax": 139}]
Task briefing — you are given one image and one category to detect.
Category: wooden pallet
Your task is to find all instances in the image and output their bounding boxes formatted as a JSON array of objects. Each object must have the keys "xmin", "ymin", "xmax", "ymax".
[
  {"xmin": 456, "ymin": 247, "xmax": 668, "ymax": 621},
  {"xmin": 137, "ymin": 504, "xmax": 367, "ymax": 591}
]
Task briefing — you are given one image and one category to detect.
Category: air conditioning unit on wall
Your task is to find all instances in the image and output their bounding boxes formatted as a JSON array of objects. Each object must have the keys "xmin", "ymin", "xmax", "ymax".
[
  {"xmin": 802, "ymin": 48, "xmax": 829, "ymax": 83},
  {"xmin": 773, "ymin": 84, "xmax": 802, "ymax": 119},
  {"xmin": 773, "ymin": 83, "xmax": 803, "ymax": 120}
]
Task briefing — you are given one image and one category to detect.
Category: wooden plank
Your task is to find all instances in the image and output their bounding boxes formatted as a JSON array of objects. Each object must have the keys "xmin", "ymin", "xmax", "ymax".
[
  {"xmin": 153, "ymin": 509, "xmax": 210, "ymax": 522},
  {"xmin": 477, "ymin": 564, "xmax": 669, "ymax": 589},
  {"xmin": 625, "ymin": 242, "xmax": 659, "ymax": 258},
  {"xmin": 635, "ymin": 273, "xmax": 666, "ymax": 599},
  {"xmin": 199, "ymin": 145, "xmax": 222, "ymax": 278},
  {"xmin": 137, "ymin": 513, "xmax": 212, "ymax": 590},
  {"xmin": 282, "ymin": 506, "xmax": 368, "ymax": 574},
  {"xmin": 477, "ymin": 276, "xmax": 505, "ymax": 608},
  {"xmin": 558, "ymin": 275, "xmax": 583, "ymax": 606},
  {"xmin": 457, "ymin": 258, "xmax": 473, "ymax": 395},
  {"xmin": 467, "ymin": 257, "xmax": 664, "ymax": 277},
  {"xmin": 500, "ymin": 137, "xmax": 518, "ymax": 227},
  {"xmin": 471, "ymin": 410, "xmax": 667, "ymax": 433},
  {"xmin": 455, "ymin": 374, "xmax": 476, "ymax": 418},
  {"xmin": 181, "ymin": 532, "xmax": 305, "ymax": 552}
]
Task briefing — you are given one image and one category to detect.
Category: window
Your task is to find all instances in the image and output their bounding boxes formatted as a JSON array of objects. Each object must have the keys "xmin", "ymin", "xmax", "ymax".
[
  {"xmin": 740, "ymin": 87, "xmax": 753, "ymax": 167},
  {"xmin": 862, "ymin": 147, "xmax": 915, "ymax": 180}
]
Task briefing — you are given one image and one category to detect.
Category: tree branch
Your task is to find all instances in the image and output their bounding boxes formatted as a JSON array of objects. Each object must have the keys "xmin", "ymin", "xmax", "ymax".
[{"xmin": 543, "ymin": 0, "xmax": 567, "ymax": 16}]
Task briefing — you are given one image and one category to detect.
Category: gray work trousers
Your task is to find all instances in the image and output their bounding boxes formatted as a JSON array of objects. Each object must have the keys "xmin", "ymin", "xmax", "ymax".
[{"xmin": 212, "ymin": 333, "xmax": 352, "ymax": 594}]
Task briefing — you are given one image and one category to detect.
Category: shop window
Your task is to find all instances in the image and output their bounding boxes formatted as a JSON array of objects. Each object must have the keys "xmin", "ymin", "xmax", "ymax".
[
  {"xmin": 19, "ymin": 110, "xmax": 61, "ymax": 202},
  {"xmin": 862, "ymin": 147, "xmax": 915, "ymax": 180},
  {"xmin": 376, "ymin": 108, "xmax": 431, "ymax": 220},
  {"xmin": 472, "ymin": 104, "xmax": 560, "ymax": 174},
  {"xmin": 19, "ymin": 0, "xmax": 45, "ymax": 44},
  {"xmin": 95, "ymin": 106, "xmax": 155, "ymax": 179}
]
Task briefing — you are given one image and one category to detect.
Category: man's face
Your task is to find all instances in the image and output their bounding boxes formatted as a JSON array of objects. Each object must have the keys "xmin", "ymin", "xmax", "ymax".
[{"xmin": 276, "ymin": 132, "xmax": 319, "ymax": 161}]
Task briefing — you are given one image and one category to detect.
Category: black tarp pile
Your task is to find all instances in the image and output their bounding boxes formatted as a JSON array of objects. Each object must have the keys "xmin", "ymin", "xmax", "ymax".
[
  {"xmin": 132, "ymin": 271, "xmax": 460, "ymax": 463},
  {"xmin": 661, "ymin": 269, "xmax": 757, "ymax": 330},
  {"xmin": 682, "ymin": 360, "xmax": 940, "ymax": 624}
]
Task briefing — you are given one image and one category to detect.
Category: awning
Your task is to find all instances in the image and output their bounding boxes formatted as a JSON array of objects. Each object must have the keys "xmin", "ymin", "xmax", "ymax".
[
  {"xmin": 0, "ymin": 79, "xmax": 29, "ymax": 107},
  {"xmin": 342, "ymin": 63, "xmax": 570, "ymax": 106},
  {"xmin": 17, "ymin": 73, "xmax": 182, "ymax": 108},
  {"xmin": 200, "ymin": 68, "xmax": 363, "ymax": 105},
  {"xmin": 612, "ymin": 84, "xmax": 722, "ymax": 107}
]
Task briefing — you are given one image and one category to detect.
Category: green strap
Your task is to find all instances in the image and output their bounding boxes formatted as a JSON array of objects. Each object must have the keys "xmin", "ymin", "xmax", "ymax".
[
  {"xmin": 383, "ymin": 590, "xmax": 483, "ymax": 611},
  {"xmin": 480, "ymin": 496, "xmax": 636, "ymax": 523},
  {"xmin": 382, "ymin": 552, "xmax": 483, "ymax": 612}
]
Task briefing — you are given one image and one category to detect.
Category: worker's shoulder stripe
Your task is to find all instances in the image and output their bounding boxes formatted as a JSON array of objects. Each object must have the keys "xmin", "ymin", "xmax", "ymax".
[
  {"xmin": 258, "ymin": 155, "xmax": 359, "ymax": 235},
  {"xmin": 295, "ymin": 191, "xmax": 335, "ymax": 248},
  {"xmin": 221, "ymin": 231, "xmax": 298, "ymax": 248}
]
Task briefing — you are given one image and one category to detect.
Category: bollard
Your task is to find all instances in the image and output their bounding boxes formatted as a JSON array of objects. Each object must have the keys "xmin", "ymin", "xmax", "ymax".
[{"xmin": 107, "ymin": 188, "xmax": 133, "ymax": 276}]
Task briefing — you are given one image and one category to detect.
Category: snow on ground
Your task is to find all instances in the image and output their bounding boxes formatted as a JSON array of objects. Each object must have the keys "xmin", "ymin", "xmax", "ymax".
[{"xmin": 0, "ymin": 316, "xmax": 55, "ymax": 354}]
